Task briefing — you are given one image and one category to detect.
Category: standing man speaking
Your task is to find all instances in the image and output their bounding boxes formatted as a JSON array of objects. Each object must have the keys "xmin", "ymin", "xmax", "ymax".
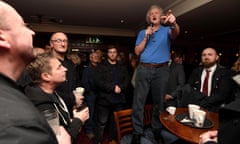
[{"xmin": 131, "ymin": 5, "xmax": 180, "ymax": 144}]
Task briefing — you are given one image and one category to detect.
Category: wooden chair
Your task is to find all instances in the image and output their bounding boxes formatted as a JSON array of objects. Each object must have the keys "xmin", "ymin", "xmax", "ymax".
[
  {"xmin": 114, "ymin": 104, "xmax": 153, "ymax": 144},
  {"xmin": 114, "ymin": 109, "xmax": 133, "ymax": 144}
]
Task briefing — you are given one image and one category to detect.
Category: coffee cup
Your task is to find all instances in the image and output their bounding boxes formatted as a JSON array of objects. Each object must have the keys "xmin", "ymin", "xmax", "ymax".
[
  {"xmin": 192, "ymin": 109, "xmax": 206, "ymax": 127},
  {"xmin": 166, "ymin": 106, "xmax": 176, "ymax": 115},
  {"xmin": 73, "ymin": 87, "xmax": 87, "ymax": 111},
  {"xmin": 74, "ymin": 87, "xmax": 85, "ymax": 96},
  {"xmin": 188, "ymin": 104, "xmax": 200, "ymax": 119}
]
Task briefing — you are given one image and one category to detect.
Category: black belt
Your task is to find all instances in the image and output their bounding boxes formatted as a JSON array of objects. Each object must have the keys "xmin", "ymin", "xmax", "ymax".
[{"xmin": 140, "ymin": 62, "xmax": 169, "ymax": 68}]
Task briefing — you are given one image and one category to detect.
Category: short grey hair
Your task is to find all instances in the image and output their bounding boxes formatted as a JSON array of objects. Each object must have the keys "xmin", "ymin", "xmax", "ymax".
[{"xmin": 145, "ymin": 5, "xmax": 163, "ymax": 24}]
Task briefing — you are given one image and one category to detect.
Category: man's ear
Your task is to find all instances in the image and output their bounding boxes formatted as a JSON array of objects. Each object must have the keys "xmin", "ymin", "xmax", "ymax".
[
  {"xmin": 41, "ymin": 72, "xmax": 50, "ymax": 82},
  {"xmin": 216, "ymin": 55, "xmax": 219, "ymax": 62},
  {"xmin": 0, "ymin": 31, "xmax": 11, "ymax": 49},
  {"xmin": 49, "ymin": 40, "xmax": 53, "ymax": 47}
]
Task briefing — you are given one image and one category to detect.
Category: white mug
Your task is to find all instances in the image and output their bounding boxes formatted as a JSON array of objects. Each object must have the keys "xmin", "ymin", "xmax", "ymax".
[
  {"xmin": 188, "ymin": 104, "xmax": 200, "ymax": 119},
  {"xmin": 166, "ymin": 106, "xmax": 176, "ymax": 115},
  {"xmin": 192, "ymin": 109, "xmax": 206, "ymax": 127}
]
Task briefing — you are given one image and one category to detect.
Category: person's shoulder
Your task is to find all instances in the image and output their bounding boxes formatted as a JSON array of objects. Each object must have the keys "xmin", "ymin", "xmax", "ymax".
[
  {"xmin": 187, "ymin": 66, "xmax": 203, "ymax": 79},
  {"xmin": 138, "ymin": 29, "xmax": 145, "ymax": 35},
  {"xmin": 63, "ymin": 57, "xmax": 75, "ymax": 67},
  {"xmin": 216, "ymin": 64, "xmax": 231, "ymax": 74},
  {"xmin": 192, "ymin": 66, "xmax": 203, "ymax": 73},
  {"xmin": 24, "ymin": 85, "xmax": 53, "ymax": 105},
  {"xmin": 99, "ymin": 60, "xmax": 109, "ymax": 66},
  {"xmin": 82, "ymin": 63, "xmax": 90, "ymax": 69},
  {"xmin": 217, "ymin": 64, "xmax": 228, "ymax": 70},
  {"xmin": 0, "ymin": 85, "xmax": 42, "ymax": 121}
]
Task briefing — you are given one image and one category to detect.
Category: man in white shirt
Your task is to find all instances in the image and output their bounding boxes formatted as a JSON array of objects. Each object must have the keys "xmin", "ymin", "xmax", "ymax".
[{"xmin": 171, "ymin": 48, "xmax": 233, "ymax": 112}]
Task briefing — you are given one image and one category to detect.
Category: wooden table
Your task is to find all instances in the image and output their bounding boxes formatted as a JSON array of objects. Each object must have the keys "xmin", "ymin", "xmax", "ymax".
[{"xmin": 160, "ymin": 108, "xmax": 219, "ymax": 144}]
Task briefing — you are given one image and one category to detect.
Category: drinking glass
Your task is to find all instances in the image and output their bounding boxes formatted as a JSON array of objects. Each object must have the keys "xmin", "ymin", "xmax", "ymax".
[
  {"xmin": 188, "ymin": 104, "xmax": 200, "ymax": 119},
  {"xmin": 42, "ymin": 109, "xmax": 59, "ymax": 135}
]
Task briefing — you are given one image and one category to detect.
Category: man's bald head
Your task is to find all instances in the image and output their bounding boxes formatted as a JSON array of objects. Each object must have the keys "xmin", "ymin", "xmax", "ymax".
[{"xmin": 0, "ymin": 1, "xmax": 22, "ymax": 30}]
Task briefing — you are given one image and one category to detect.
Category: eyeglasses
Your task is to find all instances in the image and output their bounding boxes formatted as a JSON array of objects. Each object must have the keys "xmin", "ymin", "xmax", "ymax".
[{"xmin": 51, "ymin": 39, "xmax": 68, "ymax": 43}]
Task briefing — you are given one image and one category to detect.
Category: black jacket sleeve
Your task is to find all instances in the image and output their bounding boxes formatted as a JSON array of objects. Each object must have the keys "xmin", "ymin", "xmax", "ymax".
[{"xmin": 68, "ymin": 118, "xmax": 83, "ymax": 143}]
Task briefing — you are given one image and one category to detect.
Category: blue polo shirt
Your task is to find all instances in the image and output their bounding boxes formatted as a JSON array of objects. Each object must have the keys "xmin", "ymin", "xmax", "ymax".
[{"xmin": 135, "ymin": 25, "xmax": 170, "ymax": 63}]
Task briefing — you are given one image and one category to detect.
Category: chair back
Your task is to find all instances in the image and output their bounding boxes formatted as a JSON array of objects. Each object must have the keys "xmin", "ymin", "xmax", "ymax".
[
  {"xmin": 114, "ymin": 109, "xmax": 133, "ymax": 144},
  {"xmin": 114, "ymin": 104, "xmax": 153, "ymax": 144}
]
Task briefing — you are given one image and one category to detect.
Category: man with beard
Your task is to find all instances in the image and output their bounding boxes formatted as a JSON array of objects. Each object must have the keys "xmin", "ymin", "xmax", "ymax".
[{"xmin": 172, "ymin": 47, "xmax": 233, "ymax": 112}]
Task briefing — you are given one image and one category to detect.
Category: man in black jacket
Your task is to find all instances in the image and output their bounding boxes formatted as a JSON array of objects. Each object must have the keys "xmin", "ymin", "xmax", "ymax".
[
  {"xmin": 93, "ymin": 45, "xmax": 130, "ymax": 144},
  {"xmin": 0, "ymin": 1, "xmax": 70, "ymax": 143},
  {"xmin": 82, "ymin": 52, "xmax": 99, "ymax": 139},
  {"xmin": 199, "ymin": 98, "xmax": 240, "ymax": 144},
  {"xmin": 163, "ymin": 53, "xmax": 186, "ymax": 144},
  {"xmin": 165, "ymin": 53, "xmax": 186, "ymax": 107},
  {"xmin": 50, "ymin": 32, "xmax": 80, "ymax": 117},
  {"xmin": 176, "ymin": 48, "xmax": 232, "ymax": 112},
  {"xmin": 25, "ymin": 52, "xmax": 89, "ymax": 143}
]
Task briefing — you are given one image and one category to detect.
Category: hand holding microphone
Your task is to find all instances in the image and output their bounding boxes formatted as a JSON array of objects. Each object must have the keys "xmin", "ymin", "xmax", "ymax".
[{"xmin": 146, "ymin": 23, "xmax": 154, "ymax": 40}]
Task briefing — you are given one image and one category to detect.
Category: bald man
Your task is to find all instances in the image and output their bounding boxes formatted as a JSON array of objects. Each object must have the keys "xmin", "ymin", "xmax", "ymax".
[
  {"xmin": 0, "ymin": 1, "xmax": 70, "ymax": 143},
  {"xmin": 173, "ymin": 48, "xmax": 233, "ymax": 112},
  {"xmin": 49, "ymin": 32, "xmax": 80, "ymax": 117}
]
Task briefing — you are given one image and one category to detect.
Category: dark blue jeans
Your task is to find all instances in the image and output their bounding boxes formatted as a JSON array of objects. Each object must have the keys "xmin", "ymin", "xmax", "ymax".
[
  {"xmin": 132, "ymin": 64, "xmax": 169, "ymax": 134},
  {"xmin": 85, "ymin": 93, "xmax": 97, "ymax": 134}
]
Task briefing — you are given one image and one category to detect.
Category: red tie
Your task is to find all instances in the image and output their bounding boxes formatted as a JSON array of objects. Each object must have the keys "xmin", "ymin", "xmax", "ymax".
[{"xmin": 202, "ymin": 69, "xmax": 210, "ymax": 96}]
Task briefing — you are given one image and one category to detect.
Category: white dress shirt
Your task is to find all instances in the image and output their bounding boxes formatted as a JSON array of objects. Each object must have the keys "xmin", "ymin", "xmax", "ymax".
[{"xmin": 201, "ymin": 64, "xmax": 217, "ymax": 96}]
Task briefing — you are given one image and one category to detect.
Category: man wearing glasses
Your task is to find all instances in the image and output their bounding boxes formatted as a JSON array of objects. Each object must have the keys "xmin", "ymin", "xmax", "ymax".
[{"xmin": 50, "ymin": 32, "xmax": 80, "ymax": 117}]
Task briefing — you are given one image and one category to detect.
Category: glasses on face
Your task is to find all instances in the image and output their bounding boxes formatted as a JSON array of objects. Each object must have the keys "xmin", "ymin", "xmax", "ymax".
[{"xmin": 51, "ymin": 39, "xmax": 68, "ymax": 43}]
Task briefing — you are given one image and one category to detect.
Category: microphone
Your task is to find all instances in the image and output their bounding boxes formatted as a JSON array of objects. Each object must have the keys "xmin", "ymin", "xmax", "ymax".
[
  {"xmin": 147, "ymin": 23, "xmax": 154, "ymax": 40},
  {"xmin": 150, "ymin": 23, "xmax": 154, "ymax": 27}
]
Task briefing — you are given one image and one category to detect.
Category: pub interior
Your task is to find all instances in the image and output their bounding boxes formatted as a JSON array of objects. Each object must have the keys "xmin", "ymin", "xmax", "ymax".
[
  {"xmin": 7, "ymin": 0, "xmax": 239, "ymax": 69},
  {"xmin": 4, "ymin": 0, "xmax": 240, "ymax": 144}
]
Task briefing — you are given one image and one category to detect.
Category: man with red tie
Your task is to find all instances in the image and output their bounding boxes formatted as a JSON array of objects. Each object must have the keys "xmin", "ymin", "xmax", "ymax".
[{"xmin": 168, "ymin": 47, "xmax": 233, "ymax": 112}]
